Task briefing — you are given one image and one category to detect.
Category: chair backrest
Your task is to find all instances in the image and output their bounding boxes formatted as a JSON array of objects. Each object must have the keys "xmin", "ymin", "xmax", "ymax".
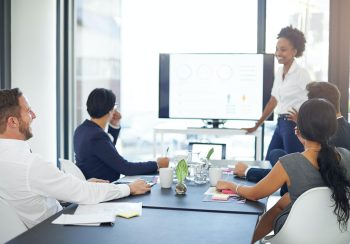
[
  {"xmin": 0, "ymin": 197, "xmax": 27, "ymax": 243},
  {"xmin": 59, "ymin": 158, "xmax": 86, "ymax": 181},
  {"xmin": 265, "ymin": 187, "xmax": 350, "ymax": 244}
]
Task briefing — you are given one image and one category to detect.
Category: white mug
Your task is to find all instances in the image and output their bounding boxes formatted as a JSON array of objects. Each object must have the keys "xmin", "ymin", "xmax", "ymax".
[
  {"xmin": 159, "ymin": 168, "xmax": 173, "ymax": 188},
  {"xmin": 209, "ymin": 167, "xmax": 222, "ymax": 186}
]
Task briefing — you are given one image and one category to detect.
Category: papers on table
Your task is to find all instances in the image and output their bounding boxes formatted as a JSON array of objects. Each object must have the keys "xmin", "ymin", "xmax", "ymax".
[
  {"xmin": 74, "ymin": 202, "xmax": 142, "ymax": 216},
  {"xmin": 52, "ymin": 202, "xmax": 142, "ymax": 226},
  {"xmin": 52, "ymin": 213, "xmax": 116, "ymax": 226}
]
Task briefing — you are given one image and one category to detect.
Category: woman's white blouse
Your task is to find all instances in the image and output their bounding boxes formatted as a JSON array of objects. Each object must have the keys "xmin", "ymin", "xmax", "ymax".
[{"xmin": 271, "ymin": 60, "xmax": 311, "ymax": 114}]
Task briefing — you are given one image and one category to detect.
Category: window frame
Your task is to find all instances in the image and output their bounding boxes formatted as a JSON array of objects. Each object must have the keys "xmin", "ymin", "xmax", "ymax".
[{"xmin": 0, "ymin": 0, "xmax": 11, "ymax": 89}]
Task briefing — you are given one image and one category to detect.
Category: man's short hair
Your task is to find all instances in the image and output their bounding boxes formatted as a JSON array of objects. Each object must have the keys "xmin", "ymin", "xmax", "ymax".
[
  {"xmin": 86, "ymin": 88, "xmax": 116, "ymax": 118},
  {"xmin": 0, "ymin": 88, "xmax": 23, "ymax": 133},
  {"xmin": 306, "ymin": 82, "xmax": 340, "ymax": 112}
]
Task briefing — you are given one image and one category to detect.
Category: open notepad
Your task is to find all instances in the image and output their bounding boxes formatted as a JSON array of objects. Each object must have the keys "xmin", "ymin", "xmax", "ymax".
[{"xmin": 52, "ymin": 202, "xmax": 142, "ymax": 226}]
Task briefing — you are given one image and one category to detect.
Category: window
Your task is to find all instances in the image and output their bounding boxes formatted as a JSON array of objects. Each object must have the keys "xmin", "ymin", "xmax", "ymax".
[
  {"xmin": 72, "ymin": 0, "xmax": 331, "ymax": 161},
  {"xmin": 120, "ymin": 0, "xmax": 258, "ymax": 160},
  {"xmin": 75, "ymin": 0, "xmax": 121, "ymax": 124},
  {"xmin": 266, "ymin": 0, "xmax": 329, "ymax": 81}
]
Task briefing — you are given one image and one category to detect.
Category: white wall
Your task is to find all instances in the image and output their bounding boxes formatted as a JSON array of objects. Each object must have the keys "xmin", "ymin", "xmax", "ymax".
[{"xmin": 11, "ymin": 0, "xmax": 57, "ymax": 163}]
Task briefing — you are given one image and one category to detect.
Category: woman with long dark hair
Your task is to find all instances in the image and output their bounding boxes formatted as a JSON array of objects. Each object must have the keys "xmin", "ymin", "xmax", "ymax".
[{"xmin": 217, "ymin": 98, "xmax": 350, "ymax": 242}]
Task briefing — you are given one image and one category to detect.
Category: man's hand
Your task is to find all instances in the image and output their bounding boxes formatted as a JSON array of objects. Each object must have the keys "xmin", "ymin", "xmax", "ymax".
[
  {"xmin": 109, "ymin": 110, "xmax": 122, "ymax": 127},
  {"xmin": 87, "ymin": 178, "xmax": 110, "ymax": 183},
  {"xmin": 157, "ymin": 157, "xmax": 170, "ymax": 169},
  {"xmin": 234, "ymin": 162, "xmax": 248, "ymax": 177},
  {"xmin": 128, "ymin": 179, "xmax": 151, "ymax": 195}
]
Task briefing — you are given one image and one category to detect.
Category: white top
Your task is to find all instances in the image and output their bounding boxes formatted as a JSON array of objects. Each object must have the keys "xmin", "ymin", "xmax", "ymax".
[
  {"xmin": 0, "ymin": 139, "xmax": 130, "ymax": 228},
  {"xmin": 271, "ymin": 60, "xmax": 311, "ymax": 114}
]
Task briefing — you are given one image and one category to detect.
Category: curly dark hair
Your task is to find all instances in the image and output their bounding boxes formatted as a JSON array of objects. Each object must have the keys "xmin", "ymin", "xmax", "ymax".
[
  {"xmin": 298, "ymin": 98, "xmax": 350, "ymax": 231},
  {"xmin": 277, "ymin": 25, "xmax": 306, "ymax": 57}
]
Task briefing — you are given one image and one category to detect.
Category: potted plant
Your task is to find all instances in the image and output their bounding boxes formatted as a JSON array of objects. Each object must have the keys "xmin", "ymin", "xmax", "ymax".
[
  {"xmin": 201, "ymin": 147, "xmax": 214, "ymax": 183},
  {"xmin": 175, "ymin": 159, "xmax": 188, "ymax": 194},
  {"xmin": 206, "ymin": 147, "xmax": 214, "ymax": 161}
]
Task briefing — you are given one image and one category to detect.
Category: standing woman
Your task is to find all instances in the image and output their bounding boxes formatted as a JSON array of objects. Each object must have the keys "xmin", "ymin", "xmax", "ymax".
[{"xmin": 244, "ymin": 26, "xmax": 311, "ymax": 161}]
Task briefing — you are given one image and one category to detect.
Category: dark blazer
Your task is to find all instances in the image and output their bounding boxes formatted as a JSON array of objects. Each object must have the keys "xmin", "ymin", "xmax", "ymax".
[
  {"xmin": 74, "ymin": 120, "xmax": 158, "ymax": 182},
  {"xmin": 246, "ymin": 117, "xmax": 350, "ymax": 183}
]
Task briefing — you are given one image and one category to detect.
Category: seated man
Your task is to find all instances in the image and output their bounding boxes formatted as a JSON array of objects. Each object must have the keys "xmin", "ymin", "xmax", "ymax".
[
  {"xmin": 74, "ymin": 88, "xmax": 169, "ymax": 182},
  {"xmin": 0, "ymin": 88, "xmax": 151, "ymax": 228},
  {"xmin": 235, "ymin": 82, "xmax": 350, "ymax": 186}
]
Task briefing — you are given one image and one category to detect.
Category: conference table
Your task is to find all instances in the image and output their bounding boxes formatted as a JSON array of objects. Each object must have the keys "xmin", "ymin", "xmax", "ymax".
[
  {"xmin": 8, "ymin": 175, "xmax": 267, "ymax": 244},
  {"xmin": 116, "ymin": 175, "xmax": 266, "ymax": 215}
]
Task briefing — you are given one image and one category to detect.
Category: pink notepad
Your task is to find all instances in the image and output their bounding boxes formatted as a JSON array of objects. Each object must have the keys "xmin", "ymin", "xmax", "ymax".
[
  {"xmin": 211, "ymin": 194, "xmax": 230, "ymax": 201},
  {"xmin": 222, "ymin": 189, "xmax": 235, "ymax": 194}
]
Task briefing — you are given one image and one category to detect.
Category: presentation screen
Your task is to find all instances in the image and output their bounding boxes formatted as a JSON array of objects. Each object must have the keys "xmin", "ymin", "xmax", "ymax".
[{"xmin": 159, "ymin": 53, "xmax": 274, "ymax": 121}]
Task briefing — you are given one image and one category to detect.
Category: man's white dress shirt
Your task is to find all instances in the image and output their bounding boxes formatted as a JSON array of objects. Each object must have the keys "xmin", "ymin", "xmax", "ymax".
[
  {"xmin": 271, "ymin": 60, "xmax": 311, "ymax": 114},
  {"xmin": 0, "ymin": 139, "xmax": 130, "ymax": 228}
]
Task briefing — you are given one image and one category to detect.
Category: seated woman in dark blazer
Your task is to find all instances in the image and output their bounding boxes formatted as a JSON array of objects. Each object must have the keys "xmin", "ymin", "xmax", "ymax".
[
  {"xmin": 74, "ymin": 88, "xmax": 169, "ymax": 182},
  {"xmin": 217, "ymin": 98, "xmax": 350, "ymax": 242}
]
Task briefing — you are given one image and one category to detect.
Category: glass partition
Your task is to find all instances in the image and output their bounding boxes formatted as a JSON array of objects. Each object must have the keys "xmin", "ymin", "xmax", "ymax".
[
  {"xmin": 266, "ymin": 0, "xmax": 329, "ymax": 81},
  {"xmin": 75, "ymin": 0, "xmax": 121, "ymax": 124}
]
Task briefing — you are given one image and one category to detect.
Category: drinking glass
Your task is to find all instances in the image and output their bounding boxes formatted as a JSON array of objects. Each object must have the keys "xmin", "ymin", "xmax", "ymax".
[
  {"xmin": 194, "ymin": 158, "xmax": 209, "ymax": 184},
  {"xmin": 186, "ymin": 151, "xmax": 200, "ymax": 182}
]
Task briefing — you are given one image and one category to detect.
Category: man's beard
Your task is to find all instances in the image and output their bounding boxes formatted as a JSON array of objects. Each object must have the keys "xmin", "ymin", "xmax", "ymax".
[{"xmin": 19, "ymin": 119, "xmax": 33, "ymax": 140}]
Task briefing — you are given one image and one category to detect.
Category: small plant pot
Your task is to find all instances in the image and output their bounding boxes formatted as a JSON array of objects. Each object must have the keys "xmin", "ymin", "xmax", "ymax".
[{"xmin": 175, "ymin": 181, "xmax": 187, "ymax": 195}]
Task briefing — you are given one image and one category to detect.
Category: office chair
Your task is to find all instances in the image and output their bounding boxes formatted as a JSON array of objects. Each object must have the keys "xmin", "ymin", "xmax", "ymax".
[
  {"xmin": 0, "ymin": 197, "xmax": 27, "ymax": 243},
  {"xmin": 59, "ymin": 158, "xmax": 86, "ymax": 181},
  {"xmin": 261, "ymin": 187, "xmax": 350, "ymax": 244}
]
